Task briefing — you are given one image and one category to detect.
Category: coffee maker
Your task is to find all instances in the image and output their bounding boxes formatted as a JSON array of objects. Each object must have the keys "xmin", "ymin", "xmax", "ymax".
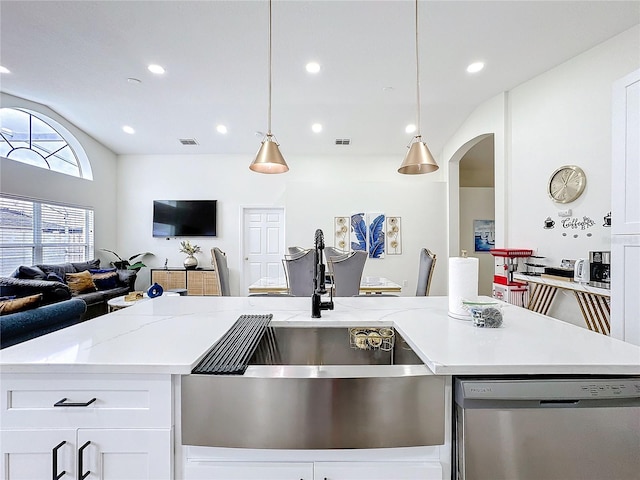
[{"xmin": 589, "ymin": 251, "xmax": 611, "ymax": 288}]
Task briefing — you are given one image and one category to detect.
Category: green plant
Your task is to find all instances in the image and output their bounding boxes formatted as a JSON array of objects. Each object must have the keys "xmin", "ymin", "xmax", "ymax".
[
  {"xmin": 101, "ymin": 249, "xmax": 152, "ymax": 272},
  {"xmin": 179, "ymin": 240, "xmax": 201, "ymax": 256}
]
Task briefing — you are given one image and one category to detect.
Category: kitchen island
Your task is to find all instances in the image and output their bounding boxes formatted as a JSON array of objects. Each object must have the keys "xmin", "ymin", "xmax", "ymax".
[{"xmin": 1, "ymin": 295, "xmax": 639, "ymax": 479}]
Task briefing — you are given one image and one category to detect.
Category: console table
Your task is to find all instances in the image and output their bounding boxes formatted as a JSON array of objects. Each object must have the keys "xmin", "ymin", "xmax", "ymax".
[
  {"xmin": 151, "ymin": 268, "xmax": 220, "ymax": 296},
  {"xmin": 513, "ymin": 273, "xmax": 611, "ymax": 335}
]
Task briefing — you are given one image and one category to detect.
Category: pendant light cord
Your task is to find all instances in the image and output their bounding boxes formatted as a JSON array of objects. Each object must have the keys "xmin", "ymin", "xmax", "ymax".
[
  {"xmin": 267, "ymin": 0, "xmax": 273, "ymax": 135},
  {"xmin": 415, "ymin": 0, "xmax": 421, "ymax": 135}
]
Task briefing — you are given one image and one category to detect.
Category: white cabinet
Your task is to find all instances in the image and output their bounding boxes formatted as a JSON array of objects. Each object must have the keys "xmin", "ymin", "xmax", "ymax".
[
  {"xmin": 182, "ymin": 460, "xmax": 440, "ymax": 480},
  {"xmin": 1, "ymin": 429, "xmax": 76, "ymax": 480},
  {"xmin": 611, "ymin": 68, "xmax": 640, "ymax": 346},
  {"xmin": 77, "ymin": 429, "xmax": 172, "ymax": 480},
  {"xmin": 0, "ymin": 373, "xmax": 173, "ymax": 480},
  {"xmin": 1, "ymin": 428, "xmax": 171, "ymax": 480},
  {"xmin": 184, "ymin": 461, "xmax": 314, "ymax": 479},
  {"xmin": 315, "ymin": 461, "xmax": 442, "ymax": 480}
]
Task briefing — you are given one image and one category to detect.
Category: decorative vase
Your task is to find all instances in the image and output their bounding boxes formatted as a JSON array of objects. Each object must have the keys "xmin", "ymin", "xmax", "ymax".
[
  {"xmin": 147, "ymin": 282, "xmax": 164, "ymax": 298},
  {"xmin": 184, "ymin": 255, "xmax": 198, "ymax": 270}
]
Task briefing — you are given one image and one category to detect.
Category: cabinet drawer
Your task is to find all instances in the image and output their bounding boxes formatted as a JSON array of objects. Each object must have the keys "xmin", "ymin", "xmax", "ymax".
[
  {"xmin": 1, "ymin": 373, "xmax": 171, "ymax": 429},
  {"xmin": 151, "ymin": 270, "xmax": 187, "ymax": 290}
]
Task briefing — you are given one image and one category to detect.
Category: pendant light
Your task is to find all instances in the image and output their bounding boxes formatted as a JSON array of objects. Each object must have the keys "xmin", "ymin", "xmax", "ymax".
[
  {"xmin": 250, "ymin": 0, "xmax": 289, "ymax": 174},
  {"xmin": 398, "ymin": 0, "xmax": 439, "ymax": 175}
]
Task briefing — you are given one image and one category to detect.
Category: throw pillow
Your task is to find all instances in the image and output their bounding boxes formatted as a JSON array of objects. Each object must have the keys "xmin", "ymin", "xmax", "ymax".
[
  {"xmin": 38, "ymin": 263, "xmax": 75, "ymax": 281},
  {"xmin": 14, "ymin": 265, "xmax": 46, "ymax": 280},
  {"xmin": 72, "ymin": 259, "xmax": 101, "ymax": 272},
  {"xmin": 89, "ymin": 268, "xmax": 117, "ymax": 274},
  {"xmin": 46, "ymin": 272, "xmax": 65, "ymax": 283},
  {"xmin": 0, "ymin": 293, "xmax": 43, "ymax": 316},
  {"xmin": 91, "ymin": 271, "xmax": 119, "ymax": 290},
  {"xmin": 66, "ymin": 271, "xmax": 97, "ymax": 295}
]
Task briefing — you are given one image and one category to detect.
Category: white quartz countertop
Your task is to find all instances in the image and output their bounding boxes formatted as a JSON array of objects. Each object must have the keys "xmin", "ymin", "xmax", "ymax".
[{"xmin": 1, "ymin": 296, "xmax": 639, "ymax": 375}]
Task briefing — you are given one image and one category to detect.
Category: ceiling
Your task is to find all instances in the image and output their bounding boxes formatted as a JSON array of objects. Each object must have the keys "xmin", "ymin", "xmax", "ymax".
[{"xmin": 1, "ymin": 1, "xmax": 638, "ymax": 159}]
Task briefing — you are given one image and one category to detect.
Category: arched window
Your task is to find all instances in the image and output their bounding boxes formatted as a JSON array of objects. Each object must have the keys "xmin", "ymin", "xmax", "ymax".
[{"xmin": 0, "ymin": 107, "xmax": 92, "ymax": 180}]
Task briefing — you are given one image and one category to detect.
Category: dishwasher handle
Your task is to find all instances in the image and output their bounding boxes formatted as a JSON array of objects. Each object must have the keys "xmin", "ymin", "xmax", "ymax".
[{"xmin": 540, "ymin": 399, "xmax": 580, "ymax": 407}]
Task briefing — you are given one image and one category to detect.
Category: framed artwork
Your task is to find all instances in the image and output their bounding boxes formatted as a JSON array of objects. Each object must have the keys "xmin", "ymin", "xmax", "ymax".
[
  {"xmin": 474, "ymin": 219, "xmax": 495, "ymax": 252},
  {"xmin": 334, "ymin": 217, "xmax": 349, "ymax": 251},
  {"xmin": 386, "ymin": 216, "xmax": 402, "ymax": 255},
  {"xmin": 350, "ymin": 212, "xmax": 386, "ymax": 258},
  {"xmin": 350, "ymin": 213, "xmax": 367, "ymax": 253},
  {"xmin": 367, "ymin": 212, "xmax": 385, "ymax": 259}
]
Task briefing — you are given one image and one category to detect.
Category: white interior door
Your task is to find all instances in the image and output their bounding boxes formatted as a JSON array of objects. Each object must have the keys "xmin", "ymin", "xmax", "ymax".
[{"xmin": 242, "ymin": 207, "xmax": 285, "ymax": 294}]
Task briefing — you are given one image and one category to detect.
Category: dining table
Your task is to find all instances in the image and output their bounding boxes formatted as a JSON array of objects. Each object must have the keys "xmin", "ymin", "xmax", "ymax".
[{"xmin": 248, "ymin": 276, "xmax": 402, "ymax": 295}]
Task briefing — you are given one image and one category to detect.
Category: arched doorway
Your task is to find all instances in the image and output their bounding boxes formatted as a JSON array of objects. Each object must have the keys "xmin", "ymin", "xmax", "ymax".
[{"xmin": 447, "ymin": 133, "xmax": 496, "ymax": 296}]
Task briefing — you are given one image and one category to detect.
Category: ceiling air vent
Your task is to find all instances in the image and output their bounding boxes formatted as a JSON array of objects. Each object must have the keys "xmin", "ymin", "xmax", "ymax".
[
  {"xmin": 179, "ymin": 138, "xmax": 199, "ymax": 146},
  {"xmin": 335, "ymin": 138, "xmax": 351, "ymax": 145}
]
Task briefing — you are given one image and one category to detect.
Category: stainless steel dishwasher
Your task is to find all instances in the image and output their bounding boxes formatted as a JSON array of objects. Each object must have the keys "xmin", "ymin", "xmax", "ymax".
[{"xmin": 454, "ymin": 377, "xmax": 640, "ymax": 480}]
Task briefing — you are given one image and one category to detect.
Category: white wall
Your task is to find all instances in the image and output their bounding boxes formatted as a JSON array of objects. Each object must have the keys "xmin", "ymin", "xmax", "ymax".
[
  {"xmin": 508, "ymin": 26, "xmax": 639, "ymax": 261},
  {"xmin": 460, "ymin": 188, "xmax": 495, "ymax": 296},
  {"xmin": 117, "ymin": 153, "xmax": 448, "ymax": 296},
  {"xmin": 0, "ymin": 93, "xmax": 119, "ymax": 267},
  {"xmin": 443, "ymin": 25, "xmax": 640, "ymax": 328}
]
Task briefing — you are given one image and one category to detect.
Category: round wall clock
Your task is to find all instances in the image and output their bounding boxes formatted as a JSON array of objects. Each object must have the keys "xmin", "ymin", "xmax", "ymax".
[{"xmin": 548, "ymin": 165, "xmax": 587, "ymax": 203}]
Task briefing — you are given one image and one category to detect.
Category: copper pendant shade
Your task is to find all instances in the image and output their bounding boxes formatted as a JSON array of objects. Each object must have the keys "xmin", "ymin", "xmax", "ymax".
[
  {"xmin": 249, "ymin": 0, "xmax": 289, "ymax": 174},
  {"xmin": 398, "ymin": 0, "xmax": 439, "ymax": 175}
]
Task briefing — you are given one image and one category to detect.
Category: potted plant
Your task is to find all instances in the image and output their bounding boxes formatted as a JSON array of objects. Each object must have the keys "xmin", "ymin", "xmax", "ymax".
[
  {"xmin": 101, "ymin": 249, "xmax": 153, "ymax": 272},
  {"xmin": 179, "ymin": 240, "xmax": 202, "ymax": 270}
]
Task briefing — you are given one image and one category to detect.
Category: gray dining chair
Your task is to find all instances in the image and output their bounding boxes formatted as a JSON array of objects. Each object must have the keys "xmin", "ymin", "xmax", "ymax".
[
  {"xmin": 415, "ymin": 248, "xmax": 437, "ymax": 296},
  {"xmin": 323, "ymin": 246, "xmax": 345, "ymax": 280},
  {"xmin": 211, "ymin": 247, "xmax": 231, "ymax": 296},
  {"xmin": 328, "ymin": 250, "xmax": 367, "ymax": 297},
  {"xmin": 287, "ymin": 246, "xmax": 306, "ymax": 255},
  {"xmin": 323, "ymin": 246, "xmax": 343, "ymax": 261},
  {"xmin": 282, "ymin": 249, "xmax": 315, "ymax": 296}
]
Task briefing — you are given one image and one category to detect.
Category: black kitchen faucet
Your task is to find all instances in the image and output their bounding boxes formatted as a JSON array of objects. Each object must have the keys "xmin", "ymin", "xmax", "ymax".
[{"xmin": 311, "ymin": 229, "xmax": 334, "ymax": 318}]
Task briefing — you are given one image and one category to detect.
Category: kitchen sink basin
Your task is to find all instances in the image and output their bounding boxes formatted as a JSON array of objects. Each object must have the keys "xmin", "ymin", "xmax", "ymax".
[
  {"xmin": 181, "ymin": 325, "xmax": 445, "ymax": 450},
  {"xmin": 249, "ymin": 326, "xmax": 423, "ymax": 366}
]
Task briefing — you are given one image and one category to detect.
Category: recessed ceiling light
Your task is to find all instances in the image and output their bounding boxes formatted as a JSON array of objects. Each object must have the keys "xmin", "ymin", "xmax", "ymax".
[
  {"xmin": 305, "ymin": 62, "xmax": 321, "ymax": 74},
  {"xmin": 148, "ymin": 64, "xmax": 165, "ymax": 75},
  {"xmin": 382, "ymin": 86, "xmax": 394, "ymax": 92},
  {"xmin": 216, "ymin": 124, "xmax": 228, "ymax": 134},
  {"xmin": 0, "ymin": 66, "xmax": 10, "ymax": 74},
  {"xmin": 311, "ymin": 123, "xmax": 323, "ymax": 133},
  {"xmin": 466, "ymin": 62, "xmax": 484, "ymax": 73},
  {"xmin": 122, "ymin": 125, "xmax": 135, "ymax": 134},
  {"xmin": 405, "ymin": 124, "xmax": 417, "ymax": 134}
]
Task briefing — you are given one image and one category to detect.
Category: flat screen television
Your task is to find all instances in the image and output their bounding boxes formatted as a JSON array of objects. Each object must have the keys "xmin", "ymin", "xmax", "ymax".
[{"xmin": 153, "ymin": 200, "xmax": 217, "ymax": 237}]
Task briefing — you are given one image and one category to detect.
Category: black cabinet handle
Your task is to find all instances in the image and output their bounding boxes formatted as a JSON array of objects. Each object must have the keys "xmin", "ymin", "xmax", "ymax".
[
  {"xmin": 52, "ymin": 441, "xmax": 66, "ymax": 480},
  {"xmin": 78, "ymin": 441, "xmax": 91, "ymax": 480},
  {"xmin": 54, "ymin": 397, "xmax": 96, "ymax": 407}
]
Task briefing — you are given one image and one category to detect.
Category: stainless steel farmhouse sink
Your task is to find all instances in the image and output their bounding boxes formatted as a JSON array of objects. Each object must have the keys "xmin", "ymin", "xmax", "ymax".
[{"xmin": 181, "ymin": 326, "xmax": 445, "ymax": 449}]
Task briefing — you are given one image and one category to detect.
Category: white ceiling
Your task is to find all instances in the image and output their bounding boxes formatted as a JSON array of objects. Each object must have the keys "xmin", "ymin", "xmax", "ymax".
[{"xmin": 1, "ymin": 1, "xmax": 638, "ymax": 158}]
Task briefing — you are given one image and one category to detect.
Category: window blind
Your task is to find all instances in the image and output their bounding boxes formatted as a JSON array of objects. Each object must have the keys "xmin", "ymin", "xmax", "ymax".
[{"xmin": 0, "ymin": 195, "xmax": 94, "ymax": 275}]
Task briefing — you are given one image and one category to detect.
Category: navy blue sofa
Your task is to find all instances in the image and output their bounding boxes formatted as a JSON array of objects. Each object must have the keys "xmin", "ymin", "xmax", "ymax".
[
  {"xmin": 0, "ymin": 298, "xmax": 87, "ymax": 349},
  {"xmin": 0, "ymin": 260, "xmax": 137, "ymax": 319}
]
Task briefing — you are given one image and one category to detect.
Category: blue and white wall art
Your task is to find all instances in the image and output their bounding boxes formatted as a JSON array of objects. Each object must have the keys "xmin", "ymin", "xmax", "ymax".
[
  {"xmin": 474, "ymin": 219, "xmax": 495, "ymax": 252},
  {"xmin": 350, "ymin": 212, "xmax": 386, "ymax": 259}
]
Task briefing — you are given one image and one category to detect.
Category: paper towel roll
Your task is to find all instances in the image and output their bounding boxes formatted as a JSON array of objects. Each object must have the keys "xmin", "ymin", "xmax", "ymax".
[{"xmin": 448, "ymin": 256, "xmax": 479, "ymax": 319}]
